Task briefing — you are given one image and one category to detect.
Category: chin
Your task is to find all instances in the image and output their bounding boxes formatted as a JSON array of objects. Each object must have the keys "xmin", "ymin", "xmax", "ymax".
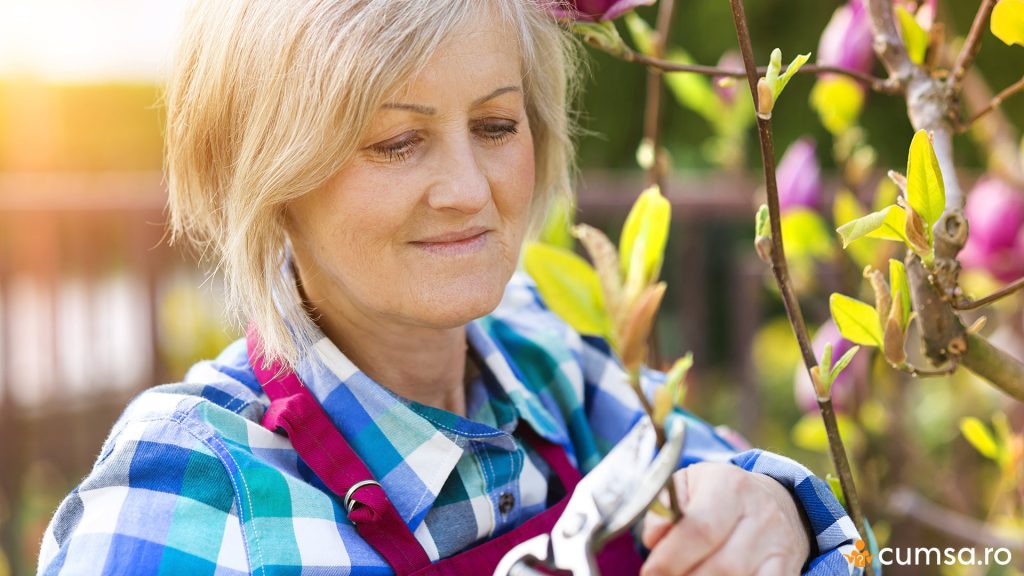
[{"xmin": 407, "ymin": 267, "xmax": 511, "ymax": 327}]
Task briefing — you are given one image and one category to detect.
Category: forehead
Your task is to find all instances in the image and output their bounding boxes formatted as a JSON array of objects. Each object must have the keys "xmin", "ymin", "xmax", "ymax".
[{"xmin": 390, "ymin": 7, "xmax": 524, "ymax": 103}]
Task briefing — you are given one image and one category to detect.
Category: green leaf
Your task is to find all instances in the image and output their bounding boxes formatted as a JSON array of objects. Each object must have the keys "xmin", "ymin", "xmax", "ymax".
[
  {"xmin": 774, "ymin": 52, "xmax": 811, "ymax": 100},
  {"xmin": 959, "ymin": 417, "xmax": 1000, "ymax": 461},
  {"xmin": 524, "ymin": 242, "xmax": 611, "ymax": 339},
  {"xmin": 781, "ymin": 209, "xmax": 834, "ymax": 259},
  {"xmin": 538, "ymin": 195, "xmax": 575, "ymax": 250},
  {"xmin": 826, "ymin": 475, "xmax": 847, "ymax": 510},
  {"xmin": 620, "ymin": 185, "xmax": 671, "ymax": 302},
  {"xmin": 765, "ymin": 48, "xmax": 782, "ymax": 89},
  {"xmin": 830, "ymin": 293, "xmax": 883, "ymax": 347},
  {"xmin": 755, "ymin": 204, "xmax": 770, "ymax": 239},
  {"xmin": 664, "ymin": 49, "xmax": 729, "ymax": 128},
  {"xmin": 623, "ymin": 12, "xmax": 656, "ymax": 55},
  {"xmin": 991, "ymin": 0, "xmax": 1024, "ymax": 46},
  {"xmin": 836, "ymin": 205, "xmax": 907, "ymax": 247},
  {"xmin": 810, "ymin": 76, "xmax": 865, "ymax": 135},
  {"xmin": 866, "ymin": 204, "xmax": 909, "ymax": 244},
  {"xmin": 896, "ymin": 5, "xmax": 929, "ymax": 64},
  {"xmin": 665, "ymin": 353, "xmax": 693, "ymax": 406},
  {"xmin": 831, "ymin": 345, "xmax": 861, "ymax": 384},
  {"xmin": 820, "ymin": 342, "xmax": 834, "ymax": 388},
  {"xmin": 572, "ymin": 20, "xmax": 627, "ymax": 57},
  {"xmin": 889, "ymin": 259, "xmax": 911, "ymax": 326},
  {"xmin": 792, "ymin": 412, "xmax": 864, "ymax": 454},
  {"xmin": 906, "ymin": 129, "xmax": 946, "ymax": 228}
]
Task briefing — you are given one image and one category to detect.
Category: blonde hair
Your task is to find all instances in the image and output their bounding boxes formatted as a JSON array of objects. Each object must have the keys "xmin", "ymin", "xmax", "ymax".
[{"xmin": 165, "ymin": 0, "xmax": 586, "ymax": 369}]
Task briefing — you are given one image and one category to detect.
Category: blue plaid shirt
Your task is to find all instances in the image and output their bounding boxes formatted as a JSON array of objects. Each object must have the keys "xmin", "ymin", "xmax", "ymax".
[{"xmin": 38, "ymin": 272, "xmax": 862, "ymax": 575}]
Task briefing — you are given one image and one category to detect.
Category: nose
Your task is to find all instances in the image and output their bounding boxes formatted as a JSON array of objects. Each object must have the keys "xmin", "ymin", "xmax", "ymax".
[{"xmin": 426, "ymin": 136, "xmax": 490, "ymax": 214}]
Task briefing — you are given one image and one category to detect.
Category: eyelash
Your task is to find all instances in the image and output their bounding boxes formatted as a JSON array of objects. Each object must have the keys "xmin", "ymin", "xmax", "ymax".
[{"xmin": 371, "ymin": 122, "xmax": 520, "ymax": 163}]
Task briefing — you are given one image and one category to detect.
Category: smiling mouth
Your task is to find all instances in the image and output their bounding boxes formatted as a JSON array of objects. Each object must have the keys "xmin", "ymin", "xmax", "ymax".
[{"xmin": 410, "ymin": 230, "xmax": 489, "ymax": 255}]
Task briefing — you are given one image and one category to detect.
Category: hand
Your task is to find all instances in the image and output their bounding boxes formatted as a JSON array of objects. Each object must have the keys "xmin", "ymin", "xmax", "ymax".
[{"xmin": 640, "ymin": 462, "xmax": 812, "ymax": 576}]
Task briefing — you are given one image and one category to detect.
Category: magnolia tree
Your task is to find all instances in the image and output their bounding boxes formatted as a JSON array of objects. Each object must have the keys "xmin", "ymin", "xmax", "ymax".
[{"xmin": 528, "ymin": 0, "xmax": 1024, "ymax": 568}]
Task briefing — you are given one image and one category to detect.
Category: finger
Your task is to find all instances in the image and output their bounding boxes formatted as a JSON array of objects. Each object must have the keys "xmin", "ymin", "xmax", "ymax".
[
  {"xmin": 687, "ymin": 514, "xmax": 763, "ymax": 576},
  {"xmin": 642, "ymin": 467, "xmax": 744, "ymax": 575},
  {"xmin": 754, "ymin": 555, "xmax": 792, "ymax": 576},
  {"xmin": 642, "ymin": 469, "xmax": 691, "ymax": 549},
  {"xmin": 641, "ymin": 510, "xmax": 672, "ymax": 550}
]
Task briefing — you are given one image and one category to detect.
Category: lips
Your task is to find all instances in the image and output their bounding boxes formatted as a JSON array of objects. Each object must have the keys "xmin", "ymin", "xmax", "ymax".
[{"xmin": 413, "ymin": 226, "xmax": 490, "ymax": 244}]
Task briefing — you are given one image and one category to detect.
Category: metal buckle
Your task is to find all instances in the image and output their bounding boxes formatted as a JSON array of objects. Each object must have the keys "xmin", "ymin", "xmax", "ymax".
[{"xmin": 344, "ymin": 480, "xmax": 382, "ymax": 513}]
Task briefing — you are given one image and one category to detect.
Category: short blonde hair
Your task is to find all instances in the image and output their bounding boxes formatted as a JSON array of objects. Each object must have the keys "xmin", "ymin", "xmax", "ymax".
[{"xmin": 165, "ymin": 0, "xmax": 585, "ymax": 369}]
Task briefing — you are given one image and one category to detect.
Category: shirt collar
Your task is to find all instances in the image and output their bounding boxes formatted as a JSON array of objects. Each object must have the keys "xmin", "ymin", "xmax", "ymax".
[{"xmin": 286, "ymin": 275, "xmax": 568, "ymax": 530}]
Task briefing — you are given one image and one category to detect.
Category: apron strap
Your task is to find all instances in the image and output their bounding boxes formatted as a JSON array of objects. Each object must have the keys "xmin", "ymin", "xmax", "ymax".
[{"xmin": 247, "ymin": 327, "xmax": 431, "ymax": 575}]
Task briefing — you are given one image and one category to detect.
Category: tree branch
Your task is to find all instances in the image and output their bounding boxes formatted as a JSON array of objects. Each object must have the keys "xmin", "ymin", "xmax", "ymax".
[
  {"xmin": 963, "ymin": 75, "xmax": 1024, "ymax": 128},
  {"xmin": 947, "ymin": 0, "xmax": 998, "ymax": 102},
  {"xmin": 955, "ymin": 276, "xmax": 1024, "ymax": 310},
  {"xmin": 624, "ymin": 50, "xmax": 899, "ymax": 94},
  {"xmin": 960, "ymin": 333, "xmax": 1024, "ymax": 401},
  {"xmin": 727, "ymin": 0, "xmax": 867, "ymax": 540},
  {"xmin": 866, "ymin": 0, "xmax": 916, "ymax": 86},
  {"xmin": 889, "ymin": 487, "xmax": 1024, "ymax": 552}
]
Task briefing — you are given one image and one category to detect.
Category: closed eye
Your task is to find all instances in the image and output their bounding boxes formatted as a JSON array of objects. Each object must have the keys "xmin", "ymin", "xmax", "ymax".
[{"xmin": 369, "ymin": 120, "xmax": 520, "ymax": 163}]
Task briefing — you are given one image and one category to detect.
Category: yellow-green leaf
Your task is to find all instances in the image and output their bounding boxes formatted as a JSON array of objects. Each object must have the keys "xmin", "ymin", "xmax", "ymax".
[
  {"xmin": 866, "ymin": 204, "xmax": 909, "ymax": 244},
  {"xmin": 830, "ymin": 293, "xmax": 883, "ymax": 347},
  {"xmin": 831, "ymin": 345, "xmax": 861, "ymax": 384},
  {"xmin": 833, "ymin": 189, "xmax": 865, "ymax": 227},
  {"xmin": 991, "ymin": 0, "xmax": 1024, "ymax": 46},
  {"xmin": 623, "ymin": 11, "xmax": 656, "ymax": 56},
  {"xmin": 665, "ymin": 353, "xmax": 693, "ymax": 407},
  {"xmin": 774, "ymin": 51, "xmax": 811, "ymax": 100},
  {"xmin": 836, "ymin": 204, "xmax": 908, "ymax": 247},
  {"xmin": 889, "ymin": 259, "xmax": 911, "ymax": 327},
  {"xmin": 781, "ymin": 209, "xmax": 834, "ymax": 259},
  {"xmin": 524, "ymin": 242, "xmax": 610, "ymax": 339},
  {"xmin": 810, "ymin": 76, "xmax": 865, "ymax": 135},
  {"xmin": 664, "ymin": 49, "xmax": 728, "ymax": 128},
  {"xmin": 897, "ymin": 5, "xmax": 929, "ymax": 64},
  {"xmin": 906, "ymin": 130, "xmax": 946, "ymax": 227},
  {"xmin": 793, "ymin": 412, "xmax": 864, "ymax": 454},
  {"xmin": 960, "ymin": 417, "xmax": 1000, "ymax": 461},
  {"xmin": 620, "ymin": 185, "xmax": 671, "ymax": 300},
  {"xmin": 538, "ymin": 195, "xmax": 575, "ymax": 250}
]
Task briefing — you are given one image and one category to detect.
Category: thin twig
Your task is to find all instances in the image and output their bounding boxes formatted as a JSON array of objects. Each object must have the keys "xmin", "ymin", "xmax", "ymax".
[
  {"xmin": 954, "ymin": 276, "xmax": 1024, "ymax": 310},
  {"xmin": 962, "ymin": 76, "xmax": 1024, "ymax": 129},
  {"xmin": 947, "ymin": 0, "xmax": 998, "ymax": 102},
  {"xmin": 726, "ymin": 0, "xmax": 867, "ymax": 540},
  {"xmin": 639, "ymin": 0, "xmax": 681, "ymax": 520},
  {"xmin": 624, "ymin": 50, "xmax": 899, "ymax": 94},
  {"xmin": 889, "ymin": 487, "xmax": 1024, "ymax": 552}
]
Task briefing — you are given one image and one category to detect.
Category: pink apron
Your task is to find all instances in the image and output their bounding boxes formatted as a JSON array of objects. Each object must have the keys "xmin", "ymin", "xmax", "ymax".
[{"xmin": 247, "ymin": 330, "xmax": 646, "ymax": 575}]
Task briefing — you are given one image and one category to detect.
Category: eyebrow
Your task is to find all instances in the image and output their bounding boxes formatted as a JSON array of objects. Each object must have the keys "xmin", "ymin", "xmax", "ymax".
[{"xmin": 382, "ymin": 85, "xmax": 521, "ymax": 115}]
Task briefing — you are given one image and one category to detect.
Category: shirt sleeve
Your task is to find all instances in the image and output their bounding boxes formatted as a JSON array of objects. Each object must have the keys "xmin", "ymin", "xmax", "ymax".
[
  {"xmin": 577, "ymin": 333, "xmax": 863, "ymax": 576},
  {"xmin": 37, "ymin": 409, "xmax": 248, "ymax": 576}
]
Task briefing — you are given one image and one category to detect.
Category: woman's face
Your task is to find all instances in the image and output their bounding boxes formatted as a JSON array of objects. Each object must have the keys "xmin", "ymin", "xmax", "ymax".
[{"xmin": 286, "ymin": 9, "xmax": 535, "ymax": 330}]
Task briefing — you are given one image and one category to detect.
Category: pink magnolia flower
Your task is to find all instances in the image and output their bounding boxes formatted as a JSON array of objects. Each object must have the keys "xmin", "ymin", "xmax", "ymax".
[
  {"xmin": 960, "ymin": 177, "xmax": 1024, "ymax": 282},
  {"xmin": 817, "ymin": 0, "xmax": 875, "ymax": 74},
  {"xmin": 795, "ymin": 320, "xmax": 867, "ymax": 413},
  {"xmin": 549, "ymin": 0, "xmax": 655, "ymax": 22},
  {"xmin": 777, "ymin": 138, "xmax": 822, "ymax": 213}
]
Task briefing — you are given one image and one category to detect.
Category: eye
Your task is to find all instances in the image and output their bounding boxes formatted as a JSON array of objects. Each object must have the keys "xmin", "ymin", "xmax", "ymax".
[
  {"xmin": 474, "ymin": 120, "xmax": 519, "ymax": 144},
  {"xmin": 369, "ymin": 132, "xmax": 422, "ymax": 163}
]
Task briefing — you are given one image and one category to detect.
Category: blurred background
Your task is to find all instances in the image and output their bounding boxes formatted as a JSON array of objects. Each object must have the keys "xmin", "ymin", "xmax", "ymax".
[{"xmin": 1, "ymin": 1, "xmax": 1023, "ymax": 575}]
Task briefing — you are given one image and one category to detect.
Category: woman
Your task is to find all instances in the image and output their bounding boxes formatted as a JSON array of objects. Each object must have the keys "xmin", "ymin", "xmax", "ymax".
[{"xmin": 38, "ymin": 1, "xmax": 861, "ymax": 575}]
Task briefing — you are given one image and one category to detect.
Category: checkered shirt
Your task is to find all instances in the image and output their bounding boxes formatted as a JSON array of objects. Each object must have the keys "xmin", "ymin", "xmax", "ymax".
[{"xmin": 38, "ymin": 272, "xmax": 863, "ymax": 575}]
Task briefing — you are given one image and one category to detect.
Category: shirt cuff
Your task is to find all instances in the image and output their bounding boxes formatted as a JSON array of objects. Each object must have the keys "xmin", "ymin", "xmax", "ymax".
[{"xmin": 730, "ymin": 449, "xmax": 865, "ymax": 576}]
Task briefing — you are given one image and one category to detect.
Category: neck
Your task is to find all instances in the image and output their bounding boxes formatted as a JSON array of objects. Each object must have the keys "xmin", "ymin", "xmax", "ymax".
[{"xmin": 296, "ymin": 271, "xmax": 471, "ymax": 417}]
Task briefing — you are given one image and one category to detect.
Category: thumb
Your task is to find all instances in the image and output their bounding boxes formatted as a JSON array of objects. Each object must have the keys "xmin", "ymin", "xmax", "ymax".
[{"xmin": 640, "ymin": 468, "xmax": 690, "ymax": 549}]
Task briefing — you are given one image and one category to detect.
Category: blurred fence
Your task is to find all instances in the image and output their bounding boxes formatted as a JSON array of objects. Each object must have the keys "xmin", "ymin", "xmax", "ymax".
[{"xmin": 0, "ymin": 170, "xmax": 764, "ymax": 575}]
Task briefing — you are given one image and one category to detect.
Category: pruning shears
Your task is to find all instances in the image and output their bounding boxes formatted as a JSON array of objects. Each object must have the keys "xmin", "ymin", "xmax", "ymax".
[{"xmin": 493, "ymin": 415, "xmax": 687, "ymax": 576}]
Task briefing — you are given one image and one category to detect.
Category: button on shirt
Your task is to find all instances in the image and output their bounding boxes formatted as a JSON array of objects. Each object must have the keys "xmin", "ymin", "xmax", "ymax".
[{"xmin": 38, "ymin": 272, "xmax": 862, "ymax": 575}]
